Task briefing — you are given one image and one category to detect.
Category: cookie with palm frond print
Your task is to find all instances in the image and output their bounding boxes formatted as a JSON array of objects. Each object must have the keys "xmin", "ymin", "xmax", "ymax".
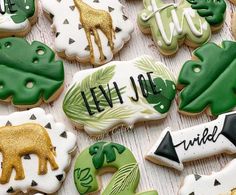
[{"xmin": 63, "ymin": 55, "xmax": 176, "ymax": 136}]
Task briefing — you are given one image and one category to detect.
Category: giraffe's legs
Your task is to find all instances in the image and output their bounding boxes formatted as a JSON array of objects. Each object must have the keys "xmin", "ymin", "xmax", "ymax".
[
  {"xmin": 93, "ymin": 28, "xmax": 105, "ymax": 61},
  {"xmin": 101, "ymin": 22, "xmax": 115, "ymax": 51},
  {"xmin": 85, "ymin": 28, "xmax": 95, "ymax": 64}
]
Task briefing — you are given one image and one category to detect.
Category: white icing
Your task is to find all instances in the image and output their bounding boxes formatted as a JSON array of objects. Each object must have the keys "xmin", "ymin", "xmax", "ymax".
[
  {"xmin": 146, "ymin": 111, "xmax": 236, "ymax": 171},
  {"xmin": 64, "ymin": 55, "xmax": 176, "ymax": 136},
  {"xmin": 0, "ymin": 0, "xmax": 35, "ymax": 33},
  {"xmin": 0, "ymin": 13, "xmax": 29, "ymax": 32},
  {"xmin": 0, "ymin": 108, "xmax": 77, "ymax": 195},
  {"xmin": 144, "ymin": 0, "xmax": 206, "ymax": 45},
  {"xmin": 179, "ymin": 159, "xmax": 236, "ymax": 195},
  {"xmin": 41, "ymin": 0, "xmax": 134, "ymax": 65}
]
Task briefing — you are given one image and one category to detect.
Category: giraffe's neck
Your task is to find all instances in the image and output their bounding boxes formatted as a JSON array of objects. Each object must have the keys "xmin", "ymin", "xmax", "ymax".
[{"xmin": 74, "ymin": 0, "xmax": 92, "ymax": 12}]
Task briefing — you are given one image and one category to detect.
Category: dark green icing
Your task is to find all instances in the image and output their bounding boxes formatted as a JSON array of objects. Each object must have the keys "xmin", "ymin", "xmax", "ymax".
[
  {"xmin": 178, "ymin": 41, "xmax": 236, "ymax": 116},
  {"xmin": 143, "ymin": 78, "xmax": 176, "ymax": 114},
  {"xmin": 5, "ymin": 0, "xmax": 36, "ymax": 23},
  {"xmin": 187, "ymin": 0, "xmax": 226, "ymax": 26},
  {"xmin": 0, "ymin": 37, "xmax": 64, "ymax": 106},
  {"xmin": 89, "ymin": 142, "xmax": 126, "ymax": 169},
  {"xmin": 74, "ymin": 141, "xmax": 158, "ymax": 195}
]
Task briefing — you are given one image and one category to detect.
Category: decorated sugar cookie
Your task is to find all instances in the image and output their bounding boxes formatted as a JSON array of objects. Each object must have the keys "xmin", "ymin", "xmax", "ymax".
[
  {"xmin": 179, "ymin": 159, "xmax": 236, "ymax": 195},
  {"xmin": 146, "ymin": 111, "xmax": 236, "ymax": 171},
  {"xmin": 0, "ymin": 37, "xmax": 64, "ymax": 108},
  {"xmin": 63, "ymin": 55, "xmax": 176, "ymax": 136},
  {"xmin": 74, "ymin": 141, "xmax": 158, "ymax": 195},
  {"xmin": 0, "ymin": 0, "xmax": 37, "ymax": 37},
  {"xmin": 232, "ymin": 13, "xmax": 236, "ymax": 39},
  {"xmin": 137, "ymin": 0, "xmax": 226, "ymax": 55},
  {"xmin": 0, "ymin": 108, "xmax": 76, "ymax": 194},
  {"xmin": 41, "ymin": 0, "xmax": 133, "ymax": 65},
  {"xmin": 178, "ymin": 41, "xmax": 236, "ymax": 116}
]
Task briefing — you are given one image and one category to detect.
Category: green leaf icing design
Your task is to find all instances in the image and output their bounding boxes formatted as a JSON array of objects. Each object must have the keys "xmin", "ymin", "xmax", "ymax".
[
  {"xmin": 187, "ymin": 0, "xmax": 226, "ymax": 25},
  {"xmin": 89, "ymin": 142, "xmax": 126, "ymax": 169},
  {"xmin": 9, "ymin": 0, "xmax": 36, "ymax": 23},
  {"xmin": 0, "ymin": 37, "xmax": 64, "ymax": 107},
  {"xmin": 74, "ymin": 141, "xmax": 158, "ymax": 195},
  {"xmin": 143, "ymin": 78, "xmax": 176, "ymax": 114},
  {"xmin": 178, "ymin": 41, "xmax": 236, "ymax": 116},
  {"xmin": 63, "ymin": 56, "xmax": 176, "ymax": 136},
  {"xmin": 137, "ymin": 0, "xmax": 217, "ymax": 55},
  {"xmin": 74, "ymin": 168, "xmax": 93, "ymax": 195},
  {"xmin": 110, "ymin": 163, "xmax": 139, "ymax": 195}
]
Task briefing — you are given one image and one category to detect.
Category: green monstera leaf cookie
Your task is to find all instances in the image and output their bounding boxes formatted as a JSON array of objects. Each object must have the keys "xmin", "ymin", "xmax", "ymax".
[
  {"xmin": 0, "ymin": 0, "xmax": 37, "ymax": 37},
  {"xmin": 0, "ymin": 37, "xmax": 64, "ymax": 107},
  {"xmin": 178, "ymin": 41, "xmax": 236, "ymax": 116}
]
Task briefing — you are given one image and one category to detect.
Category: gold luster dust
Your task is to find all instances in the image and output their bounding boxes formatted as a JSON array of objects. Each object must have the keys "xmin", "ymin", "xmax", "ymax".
[
  {"xmin": 74, "ymin": 0, "xmax": 115, "ymax": 64},
  {"xmin": 0, "ymin": 123, "xmax": 59, "ymax": 184},
  {"xmin": 231, "ymin": 189, "xmax": 236, "ymax": 195}
]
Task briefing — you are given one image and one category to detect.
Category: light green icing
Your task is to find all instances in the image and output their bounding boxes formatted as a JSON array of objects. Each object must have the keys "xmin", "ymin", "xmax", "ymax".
[
  {"xmin": 138, "ymin": 0, "xmax": 211, "ymax": 55},
  {"xmin": 74, "ymin": 141, "xmax": 158, "ymax": 195},
  {"xmin": 0, "ymin": 37, "xmax": 64, "ymax": 106}
]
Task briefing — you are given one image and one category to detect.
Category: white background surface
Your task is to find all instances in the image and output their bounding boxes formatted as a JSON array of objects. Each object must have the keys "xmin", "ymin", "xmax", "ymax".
[{"xmin": 3, "ymin": 0, "xmax": 236, "ymax": 194}]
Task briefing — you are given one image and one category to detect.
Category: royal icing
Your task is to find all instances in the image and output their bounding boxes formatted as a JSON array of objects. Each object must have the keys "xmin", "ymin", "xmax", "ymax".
[
  {"xmin": 0, "ymin": 108, "xmax": 76, "ymax": 194},
  {"xmin": 179, "ymin": 159, "xmax": 236, "ymax": 195},
  {"xmin": 41, "ymin": 0, "xmax": 134, "ymax": 65},
  {"xmin": 178, "ymin": 41, "xmax": 236, "ymax": 116},
  {"xmin": 138, "ymin": 0, "xmax": 226, "ymax": 55},
  {"xmin": 63, "ymin": 55, "xmax": 176, "ymax": 136},
  {"xmin": 74, "ymin": 141, "xmax": 158, "ymax": 195},
  {"xmin": 187, "ymin": 0, "xmax": 226, "ymax": 26},
  {"xmin": 0, "ymin": 37, "xmax": 64, "ymax": 107},
  {"xmin": 146, "ymin": 111, "xmax": 236, "ymax": 171},
  {"xmin": 0, "ymin": 0, "xmax": 36, "ymax": 35}
]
